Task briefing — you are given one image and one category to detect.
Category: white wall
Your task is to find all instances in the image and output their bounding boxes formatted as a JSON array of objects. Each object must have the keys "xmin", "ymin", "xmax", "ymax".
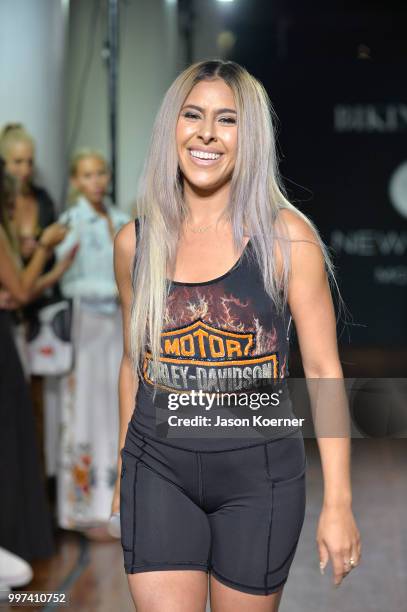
[
  {"xmin": 0, "ymin": 0, "xmax": 69, "ymax": 206},
  {"xmin": 67, "ymin": 0, "xmax": 179, "ymax": 213},
  {"xmin": 0, "ymin": 0, "xmax": 228, "ymax": 212}
]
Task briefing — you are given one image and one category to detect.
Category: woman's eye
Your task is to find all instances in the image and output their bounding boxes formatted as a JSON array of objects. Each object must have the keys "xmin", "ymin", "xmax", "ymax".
[
  {"xmin": 183, "ymin": 111, "xmax": 201, "ymax": 120},
  {"xmin": 219, "ymin": 116, "xmax": 236, "ymax": 125}
]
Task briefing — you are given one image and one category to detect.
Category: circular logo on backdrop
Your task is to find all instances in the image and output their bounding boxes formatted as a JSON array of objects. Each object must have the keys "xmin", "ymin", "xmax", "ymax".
[{"xmin": 389, "ymin": 161, "xmax": 407, "ymax": 219}]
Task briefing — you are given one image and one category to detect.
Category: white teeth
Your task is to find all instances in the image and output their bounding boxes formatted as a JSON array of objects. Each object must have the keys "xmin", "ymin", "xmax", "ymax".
[{"xmin": 190, "ymin": 150, "xmax": 221, "ymax": 160}]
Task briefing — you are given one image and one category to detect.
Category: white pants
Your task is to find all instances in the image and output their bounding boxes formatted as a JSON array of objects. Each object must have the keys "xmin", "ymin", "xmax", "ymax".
[{"xmin": 55, "ymin": 301, "xmax": 122, "ymax": 529}]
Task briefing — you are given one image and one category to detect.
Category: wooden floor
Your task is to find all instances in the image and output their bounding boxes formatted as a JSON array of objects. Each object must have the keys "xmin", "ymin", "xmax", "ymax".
[{"xmin": 4, "ymin": 529, "xmax": 134, "ymax": 611}]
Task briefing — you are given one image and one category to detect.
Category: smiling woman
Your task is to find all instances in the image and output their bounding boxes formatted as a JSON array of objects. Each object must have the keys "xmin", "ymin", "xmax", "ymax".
[{"xmin": 113, "ymin": 60, "xmax": 361, "ymax": 612}]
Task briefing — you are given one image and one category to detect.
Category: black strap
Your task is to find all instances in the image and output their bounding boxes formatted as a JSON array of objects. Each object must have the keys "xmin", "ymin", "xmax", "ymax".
[{"xmin": 132, "ymin": 218, "xmax": 141, "ymax": 277}]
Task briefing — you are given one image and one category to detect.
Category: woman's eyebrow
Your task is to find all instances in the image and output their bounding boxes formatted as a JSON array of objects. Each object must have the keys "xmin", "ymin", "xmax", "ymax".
[{"xmin": 181, "ymin": 104, "xmax": 237, "ymax": 115}]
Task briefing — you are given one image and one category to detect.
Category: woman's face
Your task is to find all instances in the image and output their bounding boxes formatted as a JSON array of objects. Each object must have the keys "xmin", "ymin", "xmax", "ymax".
[
  {"xmin": 176, "ymin": 79, "xmax": 237, "ymax": 194},
  {"xmin": 72, "ymin": 156, "xmax": 110, "ymax": 206},
  {"xmin": 5, "ymin": 141, "xmax": 34, "ymax": 187}
]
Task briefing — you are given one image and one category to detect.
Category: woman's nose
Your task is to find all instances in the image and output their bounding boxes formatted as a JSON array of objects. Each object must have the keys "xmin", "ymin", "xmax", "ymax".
[{"xmin": 198, "ymin": 118, "xmax": 216, "ymax": 143}]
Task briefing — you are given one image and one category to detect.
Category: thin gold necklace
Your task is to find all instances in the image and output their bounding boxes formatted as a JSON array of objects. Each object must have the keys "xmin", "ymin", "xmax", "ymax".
[{"xmin": 186, "ymin": 217, "xmax": 214, "ymax": 234}]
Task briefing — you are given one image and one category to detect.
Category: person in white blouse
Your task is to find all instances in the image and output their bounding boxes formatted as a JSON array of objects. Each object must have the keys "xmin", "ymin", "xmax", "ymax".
[{"xmin": 53, "ymin": 149, "xmax": 130, "ymax": 541}]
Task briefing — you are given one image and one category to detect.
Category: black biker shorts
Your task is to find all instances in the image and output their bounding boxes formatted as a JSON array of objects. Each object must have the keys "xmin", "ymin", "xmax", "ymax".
[{"xmin": 120, "ymin": 424, "xmax": 307, "ymax": 596}]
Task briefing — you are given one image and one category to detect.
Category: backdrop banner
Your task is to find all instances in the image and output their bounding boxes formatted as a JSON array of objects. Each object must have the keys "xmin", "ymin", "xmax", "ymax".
[{"xmin": 260, "ymin": 59, "xmax": 407, "ymax": 346}]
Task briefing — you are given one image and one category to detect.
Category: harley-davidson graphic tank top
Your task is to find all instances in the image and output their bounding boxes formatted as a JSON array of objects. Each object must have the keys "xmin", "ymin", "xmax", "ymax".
[{"xmin": 129, "ymin": 218, "xmax": 302, "ymax": 451}]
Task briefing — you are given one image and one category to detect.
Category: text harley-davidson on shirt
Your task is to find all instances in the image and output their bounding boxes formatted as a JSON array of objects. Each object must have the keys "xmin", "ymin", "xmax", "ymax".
[{"xmin": 142, "ymin": 319, "xmax": 280, "ymax": 393}]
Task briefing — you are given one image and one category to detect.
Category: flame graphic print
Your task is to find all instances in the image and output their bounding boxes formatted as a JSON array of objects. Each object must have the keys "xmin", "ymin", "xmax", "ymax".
[{"xmin": 142, "ymin": 280, "xmax": 289, "ymax": 394}]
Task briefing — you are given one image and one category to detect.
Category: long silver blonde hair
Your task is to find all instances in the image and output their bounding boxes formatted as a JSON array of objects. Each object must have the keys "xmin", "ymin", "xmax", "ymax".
[{"xmin": 131, "ymin": 60, "xmax": 345, "ymax": 388}]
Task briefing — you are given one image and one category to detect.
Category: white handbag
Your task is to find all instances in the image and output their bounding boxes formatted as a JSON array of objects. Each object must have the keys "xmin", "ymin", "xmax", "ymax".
[{"xmin": 26, "ymin": 299, "xmax": 74, "ymax": 376}]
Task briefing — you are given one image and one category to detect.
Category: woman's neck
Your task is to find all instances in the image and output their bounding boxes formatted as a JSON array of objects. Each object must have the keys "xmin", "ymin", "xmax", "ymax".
[{"xmin": 183, "ymin": 180, "xmax": 231, "ymax": 225}]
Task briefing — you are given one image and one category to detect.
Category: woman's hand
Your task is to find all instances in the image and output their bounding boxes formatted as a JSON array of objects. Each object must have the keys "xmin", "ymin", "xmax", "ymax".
[
  {"xmin": 40, "ymin": 223, "xmax": 69, "ymax": 250},
  {"xmin": 28, "ymin": 243, "xmax": 79, "ymax": 302},
  {"xmin": 316, "ymin": 504, "xmax": 361, "ymax": 587},
  {"xmin": 111, "ymin": 475, "xmax": 120, "ymax": 516},
  {"xmin": 0, "ymin": 288, "xmax": 19, "ymax": 310}
]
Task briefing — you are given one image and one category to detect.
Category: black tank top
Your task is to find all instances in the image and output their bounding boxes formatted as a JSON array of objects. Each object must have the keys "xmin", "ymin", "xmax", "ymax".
[{"xmin": 130, "ymin": 218, "xmax": 301, "ymax": 451}]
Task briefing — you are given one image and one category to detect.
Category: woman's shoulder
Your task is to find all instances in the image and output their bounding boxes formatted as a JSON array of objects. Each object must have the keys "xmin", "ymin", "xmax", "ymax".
[
  {"xmin": 272, "ymin": 207, "xmax": 323, "ymax": 281},
  {"xmin": 114, "ymin": 218, "xmax": 137, "ymax": 254},
  {"xmin": 276, "ymin": 207, "xmax": 320, "ymax": 244}
]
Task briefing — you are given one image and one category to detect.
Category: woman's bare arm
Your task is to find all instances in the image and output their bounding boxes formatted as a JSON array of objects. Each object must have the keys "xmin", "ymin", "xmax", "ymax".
[
  {"xmin": 0, "ymin": 225, "xmax": 51, "ymax": 303},
  {"xmin": 280, "ymin": 210, "xmax": 351, "ymax": 502},
  {"xmin": 277, "ymin": 209, "xmax": 360, "ymax": 586},
  {"xmin": 28, "ymin": 245, "xmax": 79, "ymax": 302},
  {"xmin": 111, "ymin": 220, "xmax": 139, "ymax": 512}
]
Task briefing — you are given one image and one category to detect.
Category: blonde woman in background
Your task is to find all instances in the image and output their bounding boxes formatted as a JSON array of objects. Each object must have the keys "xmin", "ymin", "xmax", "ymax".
[
  {"xmin": 0, "ymin": 124, "xmax": 57, "ymax": 262},
  {"xmin": 54, "ymin": 150, "xmax": 130, "ymax": 541}
]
